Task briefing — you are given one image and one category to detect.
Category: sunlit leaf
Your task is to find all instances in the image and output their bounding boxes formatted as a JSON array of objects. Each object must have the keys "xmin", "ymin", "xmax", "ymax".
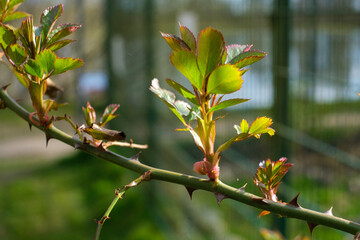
[
  {"xmin": 189, "ymin": 127, "xmax": 205, "ymax": 152},
  {"xmin": 8, "ymin": 0, "xmax": 26, "ymax": 9},
  {"xmin": 43, "ymin": 98, "xmax": 60, "ymax": 113},
  {"xmin": 40, "ymin": 4, "xmax": 63, "ymax": 44},
  {"xmin": 0, "ymin": 0, "xmax": 6, "ymax": 11},
  {"xmin": 197, "ymin": 27, "xmax": 225, "ymax": 77},
  {"xmin": 187, "ymin": 105, "xmax": 201, "ymax": 122},
  {"xmin": 36, "ymin": 49, "xmax": 56, "ymax": 74},
  {"xmin": 103, "ymin": 103, "xmax": 119, "ymax": 116},
  {"xmin": 179, "ymin": 24, "xmax": 196, "ymax": 52},
  {"xmin": 47, "ymin": 23, "xmax": 81, "ymax": 45},
  {"xmin": 82, "ymin": 101, "xmax": 96, "ymax": 127},
  {"xmin": 207, "ymin": 64, "xmax": 243, "ymax": 95},
  {"xmin": 166, "ymin": 78, "xmax": 198, "ymax": 105},
  {"xmin": 161, "ymin": 32, "xmax": 190, "ymax": 51},
  {"xmin": 240, "ymin": 119, "xmax": 249, "ymax": 133},
  {"xmin": 24, "ymin": 59, "xmax": 43, "ymax": 78},
  {"xmin": 249, "ymin": 116, "xmax": 275, "ymax": 138},
  {"xmin": 254, "ymin": 158, "xmax": 292, "ymax": 202},
  {"xmin": 3, "ymin": 11, "xmax": 29, "ymax": 22},
  {"xmin": 84, "ymin": 123, "xmax": 126, "ymax": 142},
  {"xmin": 13, "ymin": 70, "xmax": 29, "ymax": 87},
  {"xmin": 170, "ymin": 50, "xmax": 203, "ymax": 90},
  {"xmin": 216, "ymin": 132, "xmax": 250, "ymax": 153},
  {"xmin": 0, "ymin": 23, "xmax": 16, "ymax": 49},
  {"xmin": 6, "ymin": 44, "xmax": 27, "ymax": 66},
  {"xmin": 47, "ymin": 39, "xmax": 74, "ymax": 52},
  {"xmin": 19, "ymin": 17, "xmax": 35, "ymax": 56},
  {"xmin": 101, "ymin": 104, "xmax": 120, "ymax": 127},
  {"xmin": 225, "ymin": 44, "xmax": 252, "ymax": 64},
  {"xmin": 231, "ymin": 50, "xmax": 267, "ymax": 69},
  {"xmin": 53, "ymin": 57, "xmax": 83, "ymax": 75},
  {"xmin": 150, "ymin": 78, "xmax": 191, "ymax": 126},
  {"xmin": 209, "ymin": 98, "xmax": 249, "ymax": 113}
]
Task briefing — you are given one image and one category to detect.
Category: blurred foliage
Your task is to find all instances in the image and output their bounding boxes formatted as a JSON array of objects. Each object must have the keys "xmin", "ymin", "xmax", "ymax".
[{"xmin": 0, "ymin": 150, "xmax": 358, "ymax": 239}]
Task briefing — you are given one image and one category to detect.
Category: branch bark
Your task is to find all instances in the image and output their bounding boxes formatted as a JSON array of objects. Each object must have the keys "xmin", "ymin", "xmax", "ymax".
[{"xmin": 1, "ymin": 86, "xmax": 360, "ymax": 236}]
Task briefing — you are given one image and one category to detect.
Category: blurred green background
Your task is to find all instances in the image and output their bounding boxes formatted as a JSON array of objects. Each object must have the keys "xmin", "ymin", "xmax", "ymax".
[{"xmin": 1, "ymin": 0, "xmax": 360, "ymax": 239}]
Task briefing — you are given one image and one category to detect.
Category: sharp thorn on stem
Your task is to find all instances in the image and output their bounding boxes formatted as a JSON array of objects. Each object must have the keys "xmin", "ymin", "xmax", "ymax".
[
  {"xmin": 214, "ymin": 192, "xmax": 228, "ymax": 206},
  {"xmin": 185, "ymin": 187, "xmax": 197, "ymax": 200},
  {"xmin": 130, "ymin": 152, "xmax": 141, "ymax": 162},
  {"xmin": 325, "ymin": 207, "xmax": 334, "ymax": 216},
  {"xmin": 287, "ymin": 192, "xmax": 301, "ymax": 208},
  {"xmin": 239, "ymin": 183, "xmax": 247, "ymax": 192},
  {"xmin": 307, "ymin": 221, "xmax": 318, "ymax": 236},
  {"xmin": 45, "ymin": 134, "xmax": 52, "ymax": 147},
  {"xmin": 1, "ymin": 83, "xmax": 11, "ymax": 90}
]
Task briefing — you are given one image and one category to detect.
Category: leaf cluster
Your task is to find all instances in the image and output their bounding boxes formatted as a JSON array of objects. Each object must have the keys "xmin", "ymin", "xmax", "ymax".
[
  {"xmin": 254, "ymin": 158, "xmax": 293, "ymax": 202},
  {"xmin": 150, "ymin": 25, "xmax": 272, "ymax": 181},
  {"xmin": 0, "ymin": 0, "xmax": 29, "ymax": 23},
  {"xmin": 0, "ymin": 3, "xmax": 82, "ymax": 126},
  {"xmin": 81, "ymin": 102, "xmax": 126, "ymax": 148}
]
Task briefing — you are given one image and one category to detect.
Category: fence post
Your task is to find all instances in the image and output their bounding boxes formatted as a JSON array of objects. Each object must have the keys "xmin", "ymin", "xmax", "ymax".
[{"xmin": 272, "ymin": 0, "xmax": 292, "ymax": 236}]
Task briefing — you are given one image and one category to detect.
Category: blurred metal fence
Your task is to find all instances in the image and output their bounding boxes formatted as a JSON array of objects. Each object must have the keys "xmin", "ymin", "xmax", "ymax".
[
  {"xmin": 9, "ymin": 0, "xmax": 360, "ymax": 239},
  {"xmin": 99, "ymin": 0, "xmax": 360, "ymax": 239}
]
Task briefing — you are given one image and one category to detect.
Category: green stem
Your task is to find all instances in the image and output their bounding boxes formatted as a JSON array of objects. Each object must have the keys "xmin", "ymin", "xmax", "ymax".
[
  {"xmin": 94, "ymin": 189, "xmax": 124, "ymax": 240},
  {"xmin": 1, "ymin": 87, "xmax": 360, "ymax": 236},
  {"xmin": 94, "ymin": 172, "xmax": 150, "ymax": 240}
]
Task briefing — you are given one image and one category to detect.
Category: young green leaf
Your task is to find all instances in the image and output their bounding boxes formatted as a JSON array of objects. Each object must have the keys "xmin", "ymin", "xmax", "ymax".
[
  {"xmin": 216, "ymin": 132, "xmax": 250, "ymax": 153},
  {"xmin": 82, "ymin": 101, "xmax": 96, "ymax": 127},
  {"xmin": 196, "ymin": 27, "xmax": 225, "ymax": 77},
  {"xmin": 208, "ymin": 98, "xmax": 249, "ymax": 113},
  {"xmin": 179, "ymin": 24, "xmax": 196, "ymax": 52},
  {"xmin": 170, "ymin": 50, "xmax": 203, "ymax": 91},
  {"xmin": 40, "ymin": 4, "xmax": 63, "ymax": 44},
  {"xmin": 84, "ymin": 123, "xmax": 126, "ymax": 142},
  {"xmin": 100, "ymin": 104, "xmax": 120, "ymax": 127},
  {"xmin": 0, "ymin": 24, "xmax": 16, "ymax": 49},
  {"xmin": 230, "ymin": 51, "xmax": 267, "ymax": 69},
  {"xmin": 6, "ymin": 44, "xmax": 27, "ymax": 66},
  {"xmin": 150, "ymin": 78, "xmax": 191, "ymax": 126},
  {"xmin": 165, "ymin": 78, "xmax": 198, "ymax": 105},
  {"xmin": 3, "ymin": 11, "xmax": 29, "ymax": 22},
  {"xmin": 207, "ymin": 64, "xmax": 243, "ymax": 95},
  {"xmin": 8, "ymin": 0, "xmax": 26, "ymax": 9},
  {"xmin": 36, "ymin": 49, "xmax": 56, "ymax": 74},
  {"xmin": 249, "ymin": 116, "xmax": 275, "ymax": 138},
  {"xmin": 254, "ymin": 158, "xmax": 293, "ymax": 202},
  {"xmin": 225, "ymin": 44, "xmax": 252, "ymax": 64},
  {"xmin": 102, "ymin": 103, "xmax": 119, "ymax": 117},
  {"xmin": 240, "ymin": 119, "xmax": 249, "ymax": 133},
  {"xmin": 161, "ymin": 32, "xmax": 190, "ymax": 51},
  {"xmin": 187, "ymin": 105, "xmax": 202, "ymax": 122},
  {"xmin": 13, "ymin": 70, "xmax": 29, "ymax": 87},
  {"xmin": 47, "ymin": 39, "xmax": 74, "ymax": 52},
  {"xmin": 43, "ymin": 98, "xmax": 61, "ymax": 113},
  {"xmin": 53, "ymin": 57, "xmax": 84, "ymax": 75},
  {"xmin": 18, "ymin": 17, "xmax": 35, "ymax": 57},
  {"xmin": 24, "ymin": 59, "xmax": 43, "ymax": 78},
  {"xmin": 47, "ymin": 23, "xmax": 81, "ymax": 46}
]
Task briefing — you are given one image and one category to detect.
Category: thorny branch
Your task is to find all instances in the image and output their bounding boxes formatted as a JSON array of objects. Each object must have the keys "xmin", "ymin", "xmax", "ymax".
[
  {"xmin": 94, "ymin": 171, "xmax": 151, "ymax": 240},
  {"xmin": 1, "ymin": 87, "xmax": 360, "ymax": 237}
]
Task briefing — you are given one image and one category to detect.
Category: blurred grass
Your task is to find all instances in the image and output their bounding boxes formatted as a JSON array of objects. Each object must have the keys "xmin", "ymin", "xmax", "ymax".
[
  {"xmin": 0, "ymin": 148, "xmax": 358, "ymax": 239},
  {"xmin": 0, "ymin": 98, "xmax": 359, "ymax": 239}
]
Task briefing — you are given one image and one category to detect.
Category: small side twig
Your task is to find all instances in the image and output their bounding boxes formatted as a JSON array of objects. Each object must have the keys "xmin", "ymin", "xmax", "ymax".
[
  {"xmin": 102, "ymin": 140, "xmax": 148, "ymax": 150},
  {"xmin": 55, "ymin": 115, "xmax": 85, "ymax": 142},
  {"xmin": 94, "ymin": 171, "xmax": 151, "ymax": 240}
]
